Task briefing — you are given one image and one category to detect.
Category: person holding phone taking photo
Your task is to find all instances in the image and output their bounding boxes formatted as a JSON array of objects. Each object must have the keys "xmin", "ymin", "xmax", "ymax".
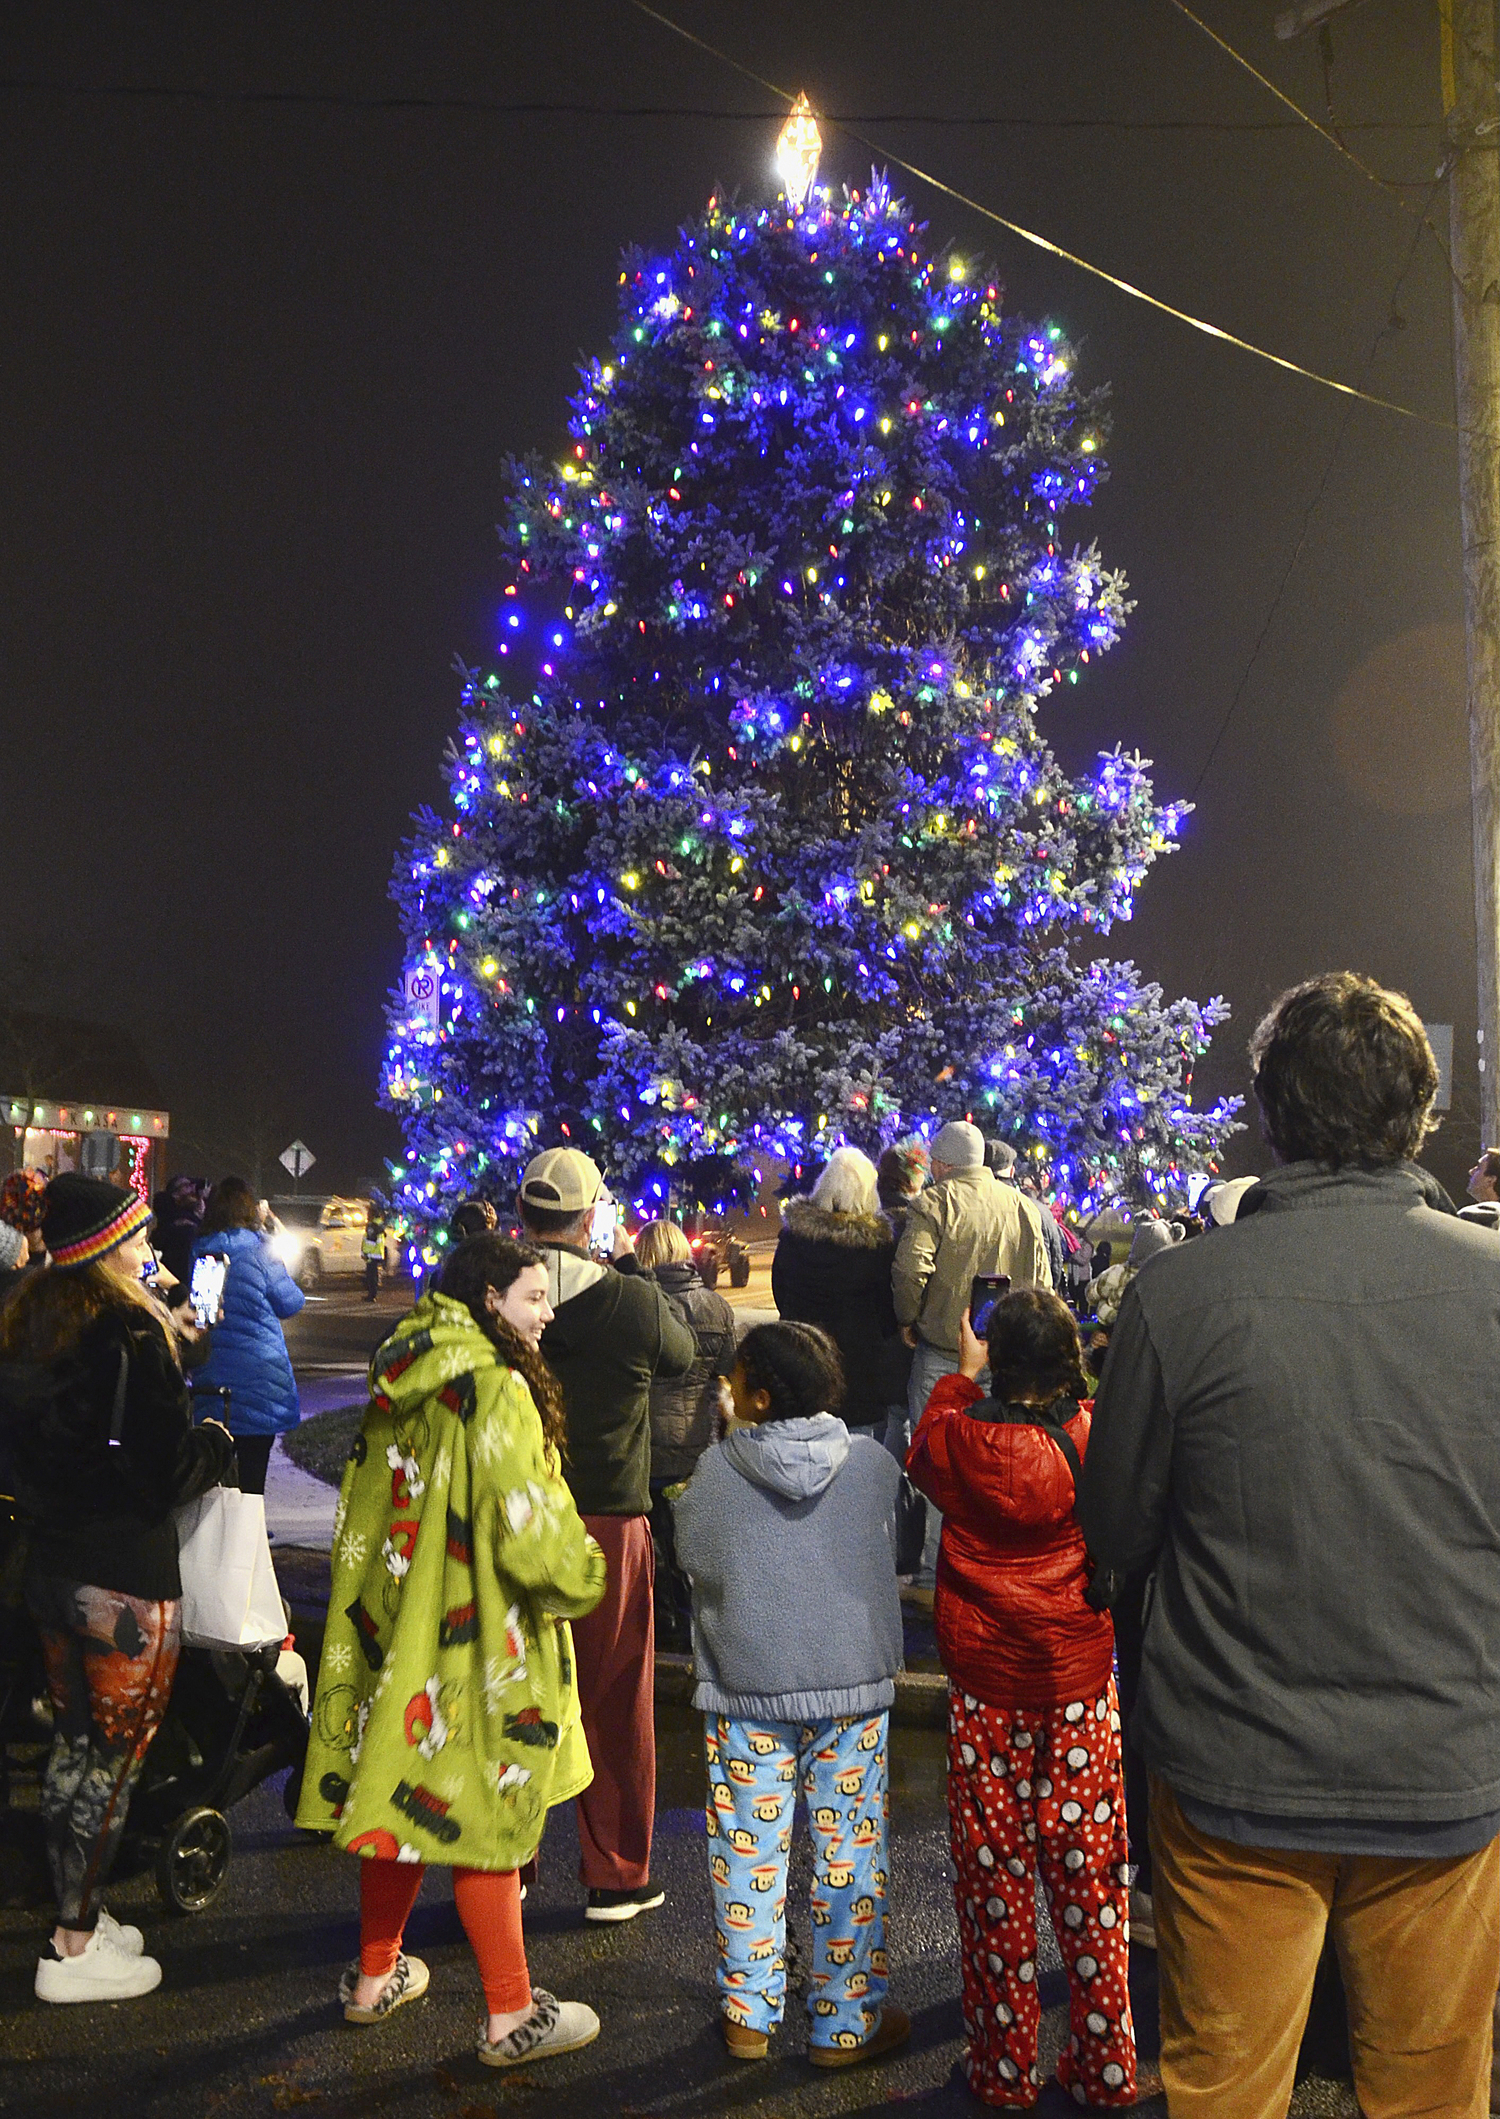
[
  {"xmin": 907, "ymin": 1288, "xmax": 1154, "ymax": 2108},
  {"xmin": 2, "ymin": 1176, "xmax": 234, "ymax": 2004},
  {"xmin": 891, "ymin": 1122, "xmax": 1051, "ymax": 1601},
  {"xmin": 188, "ymin": 1177, "xmax": 304, "ymax": 1495},
  {"xmin": 513, "ymin": 1148, "xmax": 695, "ymax": 1923}
]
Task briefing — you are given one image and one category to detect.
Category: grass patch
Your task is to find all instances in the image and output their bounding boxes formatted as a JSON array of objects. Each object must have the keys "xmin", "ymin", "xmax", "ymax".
[{"xmin": 282, "ymin": 1402, "xmax": 366, "ymax": 1488}]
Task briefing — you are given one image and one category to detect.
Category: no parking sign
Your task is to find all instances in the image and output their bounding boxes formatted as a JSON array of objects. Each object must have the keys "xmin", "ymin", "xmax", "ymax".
[{"xmin": 403, "ymin": 964, "xmax": 440, "ymax": 1027}]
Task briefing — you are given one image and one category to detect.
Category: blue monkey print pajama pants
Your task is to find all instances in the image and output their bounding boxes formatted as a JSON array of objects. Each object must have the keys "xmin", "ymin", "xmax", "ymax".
[{"xmin": 703, "ymin": 1710, "xmax": 890, "ymax": 2050}]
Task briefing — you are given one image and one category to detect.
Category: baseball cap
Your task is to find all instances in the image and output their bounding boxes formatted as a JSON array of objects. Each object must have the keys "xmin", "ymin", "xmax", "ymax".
[
  {"xmin": 1203, "ymin": 1175, "xmax": 1259, "ymax": 1226},
  {"xmin": 518, "ymin": 1147, "xmax": 604, "ymax": 1216}
]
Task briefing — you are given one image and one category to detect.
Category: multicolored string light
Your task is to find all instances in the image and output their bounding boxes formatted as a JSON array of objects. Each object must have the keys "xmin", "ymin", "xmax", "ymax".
[{"xmin": 382, "ymin": 177, "xmax": 1239, "ymax": 1259}]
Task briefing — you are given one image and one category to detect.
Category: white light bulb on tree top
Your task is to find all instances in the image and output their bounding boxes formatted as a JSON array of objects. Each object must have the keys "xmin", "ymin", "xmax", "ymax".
[{"xmin": 776, "ymin": 92, "xmax": 822, "ymax": 208}]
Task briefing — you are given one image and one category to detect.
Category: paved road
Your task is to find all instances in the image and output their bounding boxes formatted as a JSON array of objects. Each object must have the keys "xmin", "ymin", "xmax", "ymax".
[
  {"xmin": 0, "ymin": 1706, "xmax": 1093, "ymax": 2119},
  {"xmin": 0, "ymin": 1700, "xmax": 1363, "ymax": 2119},
  {"xmin": 280, "ymin": 1247, "xmax": 778, "ymax": 1389},
  {"xmin": 0, "ymin": 1271, "xmax": 1359, "ymax": 2114}
]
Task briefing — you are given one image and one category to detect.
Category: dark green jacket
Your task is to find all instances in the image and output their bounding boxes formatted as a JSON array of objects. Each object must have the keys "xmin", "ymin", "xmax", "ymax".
[{"xmin": 539, "ymin": 1245, "xmax": 696, "ymax": 1516}]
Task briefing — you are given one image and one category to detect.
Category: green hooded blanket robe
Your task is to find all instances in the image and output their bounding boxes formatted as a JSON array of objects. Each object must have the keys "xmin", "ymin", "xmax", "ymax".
[{"xmin": 297, "ymin": 1291, "xmax": 606, "ymax": 1866}]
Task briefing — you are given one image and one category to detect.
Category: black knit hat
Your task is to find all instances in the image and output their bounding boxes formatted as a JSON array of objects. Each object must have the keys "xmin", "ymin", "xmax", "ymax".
[{"xmin": 42, "ymin": 1175, "xmax": 152, "ymax": 1271}]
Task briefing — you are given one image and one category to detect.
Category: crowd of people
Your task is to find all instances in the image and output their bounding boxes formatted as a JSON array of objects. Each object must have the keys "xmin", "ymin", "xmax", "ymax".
[{"xmin": 3, "ymin": 969, "xmax": 1500, "ymax": 2118}]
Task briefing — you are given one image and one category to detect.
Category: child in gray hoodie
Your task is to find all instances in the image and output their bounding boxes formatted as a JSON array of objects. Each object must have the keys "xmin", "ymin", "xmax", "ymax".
[{"xmin": 673, "ymin": 1321, "xmax": 908, "ymax": 2071}]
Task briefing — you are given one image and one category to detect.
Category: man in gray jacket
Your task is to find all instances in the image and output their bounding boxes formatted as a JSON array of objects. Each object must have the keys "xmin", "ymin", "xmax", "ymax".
[{"xmin": 1078, "ymin": 972, "xmax": 1500, "ymax": 2119}]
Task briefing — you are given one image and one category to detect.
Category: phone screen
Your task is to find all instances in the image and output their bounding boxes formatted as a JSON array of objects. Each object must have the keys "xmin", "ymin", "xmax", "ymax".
[
  {"xmin": 969, "ymin": 1273, "xmax": 1011, "ymax": 1339},
  {"xmin": 189, "ymin": 1254, "xmax": 228, "ymax": 1331},
  {"xmin": 590, "ymin": 1198, "xmax": 617, "ymax": 1254}
]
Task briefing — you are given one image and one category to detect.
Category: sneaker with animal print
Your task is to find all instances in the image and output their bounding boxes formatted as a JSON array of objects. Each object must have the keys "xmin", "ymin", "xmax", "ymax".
[{"xmin": 477, "ymin": 1988, "xmax": 601, "ymax": 2068}]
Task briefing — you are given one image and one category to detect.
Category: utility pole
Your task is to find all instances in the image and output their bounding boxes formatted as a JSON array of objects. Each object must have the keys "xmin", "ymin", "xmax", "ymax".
[
  {"xmin": 1444, "ymin": 0, "xmax": 1500, "ymax": 1144},
  {"xmin": 1278, "ymin": 0, "xmax": 1500, "ymax": 1141}
]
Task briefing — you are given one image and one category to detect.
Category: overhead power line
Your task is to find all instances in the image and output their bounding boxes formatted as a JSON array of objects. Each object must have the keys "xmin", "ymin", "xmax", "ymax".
[
  {"xmin": 1162, "ymin": 0, "xmax": 1454, "ymax": 264},
  {"xmin": 626, "ymin": 0, "xmax": 1453, "ymax": 431},
  {"xmin": 0, "ymin": 74, "xmax": 1441, "ymax": 133}
]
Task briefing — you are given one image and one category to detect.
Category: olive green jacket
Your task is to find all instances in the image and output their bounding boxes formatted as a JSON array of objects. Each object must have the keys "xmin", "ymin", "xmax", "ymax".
[{"xmin": 296, "ymin": 1292, "xmax": 606, "ymax": 1867}]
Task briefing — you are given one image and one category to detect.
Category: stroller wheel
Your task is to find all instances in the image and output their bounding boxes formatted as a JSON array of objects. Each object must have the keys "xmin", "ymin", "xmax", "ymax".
[{"xmin": 156, "ymin": 1806, "xmax": 232, "ymax": 1914}]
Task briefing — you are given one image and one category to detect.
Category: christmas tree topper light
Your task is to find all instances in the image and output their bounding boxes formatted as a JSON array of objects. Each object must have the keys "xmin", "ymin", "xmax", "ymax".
[{"xmin": 776, "ymin": 93, "xmax": 822, "ymax": 208}]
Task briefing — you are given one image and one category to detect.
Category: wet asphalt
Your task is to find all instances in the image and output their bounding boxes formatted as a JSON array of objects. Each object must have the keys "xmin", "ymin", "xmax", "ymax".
[{"xmin": 0, "ymin": 1281, "xmax": 1360, "ymax": 2116}]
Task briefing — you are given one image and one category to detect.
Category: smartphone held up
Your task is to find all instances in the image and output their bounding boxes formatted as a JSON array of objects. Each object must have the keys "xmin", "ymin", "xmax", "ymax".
[
  {"xmin": 188, "ymin": 1254, "xmax": 228, "ymax": 1332},
  {"xmin": 968, "ymin": 1273, "xmax": 1011, "ymax": 1339}
]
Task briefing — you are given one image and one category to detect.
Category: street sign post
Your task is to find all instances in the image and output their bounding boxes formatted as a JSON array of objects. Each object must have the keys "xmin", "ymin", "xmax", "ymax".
[{"xmin": 279, "ymin": 1140, "xmax": 316, "ymax": 1195}]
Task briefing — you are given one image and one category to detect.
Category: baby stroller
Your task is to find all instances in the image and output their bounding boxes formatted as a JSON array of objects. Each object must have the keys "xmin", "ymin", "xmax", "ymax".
[{"xmin": 0, "ymin": 1479, "xmax": 310, "ymax": 1915}]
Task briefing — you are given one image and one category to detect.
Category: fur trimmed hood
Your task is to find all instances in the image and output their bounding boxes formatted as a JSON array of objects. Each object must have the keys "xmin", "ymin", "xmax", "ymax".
[{"xmin": 781, "ymin": 1196, "xmax": 893, "ymax": 1250}]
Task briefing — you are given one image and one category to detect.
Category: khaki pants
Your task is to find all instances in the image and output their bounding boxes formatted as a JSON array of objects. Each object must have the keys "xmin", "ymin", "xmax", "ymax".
[{"xmin": 1151, "ymin": 1776, "xmax": 1499, "ymax": 2119}]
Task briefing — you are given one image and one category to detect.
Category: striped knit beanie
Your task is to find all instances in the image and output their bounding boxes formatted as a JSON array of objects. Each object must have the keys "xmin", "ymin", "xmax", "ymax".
[{"xmin": 42, "ymin": 1175, "xmax": 152, "ymax": 1271}]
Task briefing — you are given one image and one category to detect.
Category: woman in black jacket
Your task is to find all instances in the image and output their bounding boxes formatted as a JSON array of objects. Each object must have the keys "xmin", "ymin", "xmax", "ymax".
[
  {"xmin": 635, "ymin": 1218, "xmax": 736, "ymax": 1651},
  {"xmin": 771, "ymin": 1147, "xmax": 898, "ymax": 1431},
  {"xmin": 3, "ymin": 1177, "xmax": 233, "ymax": 2006}
]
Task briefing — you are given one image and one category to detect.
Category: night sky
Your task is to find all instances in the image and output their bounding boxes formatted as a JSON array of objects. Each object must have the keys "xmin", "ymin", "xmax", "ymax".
[{"xmin": 2, "ymin": 4, "xmax": 1476, "ymax": 1200}]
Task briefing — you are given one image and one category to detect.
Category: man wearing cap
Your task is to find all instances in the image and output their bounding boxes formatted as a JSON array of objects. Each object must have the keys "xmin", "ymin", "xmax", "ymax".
[
  {"xmin": 891, "ymin": 1122, "xmax": 1050, "ymax": 1591},
  {"xmin": 517, "ymin": 1147, "xmax": 695, "ymax": 1923},
  {"xmin": 987, "ymin": 1136, "xmax": 1064, "ymax": 1289}
]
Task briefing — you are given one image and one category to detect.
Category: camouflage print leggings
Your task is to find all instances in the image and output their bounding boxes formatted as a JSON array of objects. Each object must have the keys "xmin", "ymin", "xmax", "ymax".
[{"xmin": 26, "ymin": 1577, "xmax": 180, "ymax": 1931}]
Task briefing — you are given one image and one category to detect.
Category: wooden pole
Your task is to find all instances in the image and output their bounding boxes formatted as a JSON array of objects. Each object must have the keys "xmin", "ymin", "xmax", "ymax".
[{"xmin": 1445, "ymin": 0, "xmax": 1500, "ymax": 1145}]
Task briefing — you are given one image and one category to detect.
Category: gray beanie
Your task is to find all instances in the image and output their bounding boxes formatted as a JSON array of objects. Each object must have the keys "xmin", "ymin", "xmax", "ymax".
[
  {"xmin": 931, "ymin": 1120, "xmax": 984, "ymax": 1171},
  {"xmin": 0, "ymin": 1222, "xmax": 26, "ymax": 1272},
  {"xmin": 1127, "ymin": 1218, "xmax": 1181, "ymax": 1270}
]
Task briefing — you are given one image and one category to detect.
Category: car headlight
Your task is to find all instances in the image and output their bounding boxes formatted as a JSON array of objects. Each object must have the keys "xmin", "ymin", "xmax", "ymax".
[{"xmin": 271, "ymin": 1233, "xmax": 302, "ymax": 1266}]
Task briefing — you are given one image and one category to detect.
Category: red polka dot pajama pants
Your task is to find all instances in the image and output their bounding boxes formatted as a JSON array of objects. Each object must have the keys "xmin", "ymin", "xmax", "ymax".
[{"xmin": 948, "ymin": 1679, "xmax": 1138, "ymax": 2108}]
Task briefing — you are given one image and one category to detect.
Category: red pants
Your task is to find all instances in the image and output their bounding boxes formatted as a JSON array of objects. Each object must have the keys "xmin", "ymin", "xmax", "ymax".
[
  {"xmin": 573, "ymin": 1513, "xmax": 655, "ymax": 1890},
  {"xmin": 359, "ymin": 1859, "xmax": 530, "ymax": 2014},
  {"xmin": 948, "ymin": 1680, "xmax": 1138, "ymax": 2108}
]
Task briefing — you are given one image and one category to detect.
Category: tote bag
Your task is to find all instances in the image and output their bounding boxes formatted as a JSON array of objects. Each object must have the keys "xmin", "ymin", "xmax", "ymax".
[{"xmin": 176, "ymin": 1487, "xmax": 286, "ymax": 1651}]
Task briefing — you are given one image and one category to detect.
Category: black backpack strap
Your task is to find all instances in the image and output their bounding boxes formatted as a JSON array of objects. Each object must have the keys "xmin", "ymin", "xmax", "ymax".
[
  {"xmin": 107, "ymin": 1345, "xmax": 130, "ymax": 1451},
  {"xmin": 1036, "ymin": 1412, "xmax": 1083, "ymax": 1493},
  {"xmin": 975, "ymin": 1391, "xmax": 1085, "ymax": 1493}
]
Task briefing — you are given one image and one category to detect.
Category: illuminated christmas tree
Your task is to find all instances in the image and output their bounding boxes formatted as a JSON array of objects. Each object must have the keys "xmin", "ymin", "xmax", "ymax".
[{"xmin": 383, "ymin": 155, "xmax": 1238, "ymax": 1254}]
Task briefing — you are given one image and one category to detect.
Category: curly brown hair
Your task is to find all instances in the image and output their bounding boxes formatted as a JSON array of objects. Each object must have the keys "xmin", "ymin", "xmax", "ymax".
[
  {"xmin": 1249, "ymin": 973, "xmax": 1439, "ymax": 1169},
  {"xmin": 984, "ymin": 1286, "xmax": 1090, "ymax": 1407},
  {"xmin": 438, "ymin": 1234, "xmax": 568, "ymax": 1464}
]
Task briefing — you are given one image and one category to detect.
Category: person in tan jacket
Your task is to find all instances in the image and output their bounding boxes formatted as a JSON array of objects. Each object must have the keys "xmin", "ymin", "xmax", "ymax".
[{"xmin": 891, "ymin": 1121, "xmax": 1050, "ymax": 1590}]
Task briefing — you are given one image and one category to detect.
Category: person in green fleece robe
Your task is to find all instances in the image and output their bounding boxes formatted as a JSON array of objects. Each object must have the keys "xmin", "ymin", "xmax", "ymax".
[{"xmin": 298, "ymin": 1234, "xmax": 608, "ymax": 2070}]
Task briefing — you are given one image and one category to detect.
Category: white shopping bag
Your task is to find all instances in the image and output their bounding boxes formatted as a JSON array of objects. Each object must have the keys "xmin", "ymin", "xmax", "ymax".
[{"xmin": 176, "ymin": 1487, "xmax": 287, "ymax": 1652}]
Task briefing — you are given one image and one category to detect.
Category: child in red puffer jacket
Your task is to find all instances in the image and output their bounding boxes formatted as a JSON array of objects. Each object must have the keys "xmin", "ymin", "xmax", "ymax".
[{"xmin": 908, "ymin": 1287, "xmax": 1151, "ymax": 2111}]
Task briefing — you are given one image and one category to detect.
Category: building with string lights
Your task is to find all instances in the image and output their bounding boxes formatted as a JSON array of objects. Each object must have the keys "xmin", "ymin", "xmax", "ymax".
[{"xmin": 1, "ymin": 1013, "xmax": 170, "ymax": 1203}]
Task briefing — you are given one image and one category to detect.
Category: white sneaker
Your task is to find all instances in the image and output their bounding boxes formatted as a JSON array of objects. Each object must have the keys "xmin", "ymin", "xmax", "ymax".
[
  {"xmin": 95, "ymin": 1908, "xmax": 145, "ymax": 1958},
  {"xmin": 35, "ymin": 1932, "xmax": 162, "ymax": 2003}
]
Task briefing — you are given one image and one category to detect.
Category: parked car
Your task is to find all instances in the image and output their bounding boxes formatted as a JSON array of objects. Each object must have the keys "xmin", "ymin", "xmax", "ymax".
[{"xmin": 265, "ymin": 1196, "xmax": 398, "ymax": 1289}]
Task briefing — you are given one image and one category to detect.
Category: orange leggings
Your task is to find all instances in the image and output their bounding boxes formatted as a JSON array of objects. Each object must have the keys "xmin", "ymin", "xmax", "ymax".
[{"xmin": 359, "ymin": 1859, "xmax": 531, "ymax": 2015}]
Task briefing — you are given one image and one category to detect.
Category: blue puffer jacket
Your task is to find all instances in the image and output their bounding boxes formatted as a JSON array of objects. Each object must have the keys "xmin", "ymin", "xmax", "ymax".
[{"xmin": 190, "ymin": 1226, "xmax": 304, "ymax": 1436}]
